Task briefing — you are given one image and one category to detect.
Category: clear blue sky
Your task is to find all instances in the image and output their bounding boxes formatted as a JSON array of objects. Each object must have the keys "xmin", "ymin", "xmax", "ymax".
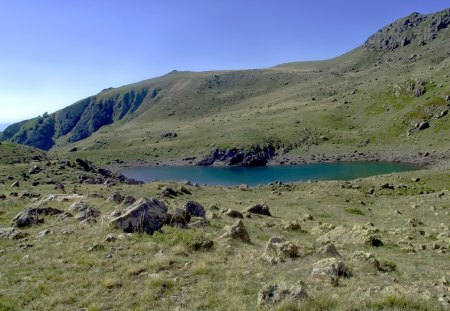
[{"xmin": 0, "ymin": 0, "xmax": 449, "ymax": 123}]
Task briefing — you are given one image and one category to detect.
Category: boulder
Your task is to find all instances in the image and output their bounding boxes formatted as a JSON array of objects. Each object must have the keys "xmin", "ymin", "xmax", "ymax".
[
  {"xmin": 416, "ymin": 121, "xmax": 429, "ymax": 130},
  {"xmin": 310, "ymin": 257, "xmax": 346, "ymax": 286},
  {"xmin": 12, "ymin": 207, "xmax": 64, "ymax": 227},
  {"xmin": 314, "ymin": 243, "xmax": 341, "ymax": 258},
  {"xmin": 264, "ymin": 236, "xmax": 298, "ymax": 263},
  {"xmin": 244, "ymin": 204, "xmax": 271, "ymax": 216},
  {"xmin": 121, "ymin": 196, "xmax": 136, "ymax": 206},
  {"xmin": 69, "ymin": 202, "xmax": 100, "ymax": 221},
  {"xmin": 11, "ymin": 181, "xmax": 19, "ymax": 188},
  {"xmin": 28, "ymin": 166, "xmax": 42, "ymax": 175},
  {"xmin": 161, "ymin": 186, "xmax": 177, "ymax": 197},
  {"xmin": 109, "ymin": 197, "xmax": 168, "ymax": 234},
  {"xmin": 258, "ymin": 283, "xmax": 308, "ymax": 305},
  {"xmin": 184, "ymin": 201, "xmax": 206, "ymax": 217},
  {"xmin": 350, "ymin": 251, "xmax": 380, "ymax": 271},
  {"xmin": 221, "ymin": 220, "xmax": 251, "ymax": 243},
  {"xmin": 280, "ymin": 220, "xmax": 301, "ymax": 231},
  {"xmin": 407, "ymin": 217, "xmax": 424, "ymax": 227},
  {"xmin": 0, "ymin": 227, "xmax": 28, "ymax": 239},
  {"xmin": 224, "ymin": 209, "xmax": 244, "ymax": 219},
  {"xmin": 106, "ymin": 192, "xmax": 124, "ymax": 203},
  {"xmin": 166, "ymin": 208, "xmax": 191, "ymax": 228}
]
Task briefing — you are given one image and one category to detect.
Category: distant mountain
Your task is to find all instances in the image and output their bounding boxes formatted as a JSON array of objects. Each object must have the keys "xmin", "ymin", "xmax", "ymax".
[{"xmin": 1, "ymin": 8, "xmax": 449, "ymax": 165}]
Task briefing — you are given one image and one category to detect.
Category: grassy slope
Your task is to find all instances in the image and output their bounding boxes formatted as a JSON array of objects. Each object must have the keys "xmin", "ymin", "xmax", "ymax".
[
  {"xmin": 48, "ymin": 36, "xmax": 450, "ymax": 166},
  {"xmin": 0, "ymin": 144, "xmax": 449, "ymax": 310}
]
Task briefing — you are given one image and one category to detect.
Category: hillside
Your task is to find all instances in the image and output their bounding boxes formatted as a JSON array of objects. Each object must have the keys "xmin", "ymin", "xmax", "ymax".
[
  {"xmin": 1, "ymin": 9, "xmax": 450, "ymax": 167},
  {"xmin": 0, "ymin": 142, "xmax": 449, "ymax": 310}
]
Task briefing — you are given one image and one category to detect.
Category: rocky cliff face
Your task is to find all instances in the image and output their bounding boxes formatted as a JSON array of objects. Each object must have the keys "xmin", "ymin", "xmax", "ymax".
[
  {"xmin": 0, "ymin": 88, "xmax": 154, "ymax": 150},
  {"xmin": 364, "ymin": 9, "xmax": 450, "ymax": 52}
]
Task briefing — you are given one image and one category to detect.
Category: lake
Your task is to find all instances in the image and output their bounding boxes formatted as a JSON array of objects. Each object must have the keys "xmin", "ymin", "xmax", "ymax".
[{"xmin": 121, "ymin": 162, "xmax": 420, "ymax": 186}]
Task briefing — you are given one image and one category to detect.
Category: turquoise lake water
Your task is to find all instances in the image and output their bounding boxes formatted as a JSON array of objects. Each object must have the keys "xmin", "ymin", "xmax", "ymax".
[{"xmin": 121, "ymin": 162, "xmax": 420, "ymax": 186}]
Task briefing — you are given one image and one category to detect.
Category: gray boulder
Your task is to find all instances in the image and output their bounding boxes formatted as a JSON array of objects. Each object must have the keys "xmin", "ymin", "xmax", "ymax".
[
  {"xmin": 184, "ymin": 201, "xmax": 206, "ymax": 217},
  {"xmin": 264, "ymin": 236, "xmax": 298, "ymax": 263},
  {"xmin": 109, "ymin": 197, "xmax": 168, "ymax": 234},
  {"xmin": 12, "ymin": 207, "xmax": 64, "ymax": 227},
  {"xmin": 310, "ymin": 257, "xmax": 346, "ymax": 286},
  {"xmin": 221, "ymin": 219, "xmax": 251, "ymax": 243},
  {"xmin": 245, "ymin": 204, "xmax": 271, "ymax": 216}
]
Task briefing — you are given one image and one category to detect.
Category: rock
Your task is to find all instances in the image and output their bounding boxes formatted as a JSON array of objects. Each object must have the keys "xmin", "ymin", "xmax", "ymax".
[
  {"xmin": 350, "ymin": 251, "xmax": 380, "ymax": 270},
  {"xmin": 188, "ymin": 217, "xmax": 209, "ymax": 229},
  {"xmin": 221, "ymin": 219, "xmax": 251, "ymax": 243},
  {"xmin": 161, "ymin": 186, "xmax": 177, "ymax": 197},
  {"xmin": 303, "ymin": 214, "xmax": 314, "ymax": 221},
  {"xmin": 281, "ymin": 220, "xmax": 301, "ymax": 231},
  {"xmin": 264, "ymin": 236, "xmax": 298, "ymax": 263},
  {"xmin": 54, "ymin": 183, "xmax": 65, "ymax": 192},
  {"xmin": 257, "ymin": 283, "xmax": 308, "ymax": 305},
  {"xmin": 184, "ymin": 201, "xmax": 206, "ymax": 217},
  {"xmin": 166, "ymin": 208, "xmax": 191, "ymax": 228},
  {"xmin": 36, "ymin": 229, "xmax": 54, "ymax": 238},
  {"xmin": 160, "ymin": 131, "xmax": 177, "ymax": 139},
  {"xmin": 244, "ymin": 204, "xmax": 271, "ymax": 216},
  {"xmin": 438, "ymin": 109, "xmax": 448, "ymax": 118},
  {"xmin": 109, "ymin": 198, "xmax": 168, "ymax": 234},
  {"xmin": 310, "ymin": 257, "xmax": 346, "ymax": 286},
  {"xmin": 0, "ymin": 194, "xmax": 6, "ymax": 200},
  {"xmin": 21, "ymin": 191, "xmax": 40, "ymax": 199},
  {"xmin": 316, "ymin": 225, "xmax": 383, "ymax": 247},
  {"xmin": 106, "ymin": 192, "xmax": 124, "ymax": 203},
  {"xmin": 28, "ymin": 166, "xmax": 42, "ymax": 175},
  {"xmin": 76, "ymin": 158, "xmax": 95, "ymax": 172},
  {"xmin": 380, "ymin": 183, "xmax": 395, "ymax": 190},
  {"xmin": 11, "ymin": 181, "xmax": 19, "ymax": 188},
  {"xmin": 179, "ymin": 186, "xmax": 191, "ymax": 195},
  {"xmin": 314, "ymin": 243, "xmax": 341, "ymax": 258},
  {"xmin": 0, "ymin": 227, "xmax": 28, "ymax": 239},
  {"xmin": 407, "ymin": 217, "xmax": 424, "ymax": 227},
  {"xmin": 104, "ymin": 234, "xmax": 117, "ymax": 242},
  {"xmin": 416, "ymin": 121, "xmax": 429, "ymax": 130},
  {"xmin": 69, "ymin": 201, "xmax": 100, "ymax": 220},
  {"xmin": 121, "ymin": 196, "xmax": 136, "ymax": 206},
  {"xmin": 224, "ymin": 209, "xmax": 243, "ymax": 219},
  {"xmin": 12, "ymin": 207, "xmax": 64, "ymax": 227},
  {"xmin": 190, "ymin": 239, "xmax": 214, "ymax": 251}
]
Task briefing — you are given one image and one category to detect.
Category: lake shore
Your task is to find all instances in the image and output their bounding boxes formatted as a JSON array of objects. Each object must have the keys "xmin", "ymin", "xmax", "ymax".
[{"xmin": 108, "ymin": 148, "xmax": 450, "ymax": 171}]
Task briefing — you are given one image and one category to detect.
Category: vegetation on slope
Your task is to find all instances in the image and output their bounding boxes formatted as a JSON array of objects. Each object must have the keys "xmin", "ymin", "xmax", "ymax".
[{"xmin": 0, "ymin": 9, "xmax": 449, "ymax": 166}]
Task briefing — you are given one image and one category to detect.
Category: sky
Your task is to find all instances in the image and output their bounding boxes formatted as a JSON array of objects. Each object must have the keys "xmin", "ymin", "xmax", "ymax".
[{"xmin": 0, "ymin": 0, "xmax": 449, "ymax": 124}]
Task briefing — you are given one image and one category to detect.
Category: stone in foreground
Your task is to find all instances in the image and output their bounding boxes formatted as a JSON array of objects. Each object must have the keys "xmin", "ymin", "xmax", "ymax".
[
  {"xmin": 310, "ymin": 257, "xmax": 346, "ymax": 286},
  {"xmin": 258, "ymin": 283, "xmax": 308, "ymax": 305},
  {"xmin": 221, "ymin": 219, "xmax": 251, "ymax": 243},
  {"xmin": 109, "ymin": 197, "xmax": 168, "ymax": 234}
]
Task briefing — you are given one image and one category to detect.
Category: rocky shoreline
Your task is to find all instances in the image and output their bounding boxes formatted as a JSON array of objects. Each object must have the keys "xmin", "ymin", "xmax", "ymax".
[{"xmin": 110, "ymin": 148, "xmax": 450, "ymax": 171}]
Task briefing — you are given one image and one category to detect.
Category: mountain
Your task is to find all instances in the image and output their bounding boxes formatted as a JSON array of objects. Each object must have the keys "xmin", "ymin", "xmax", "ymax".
[
  {"xmin": 1, "ymin": 8, "xmax": 449, "ymax": 165},
  {"xmin": 0, "ymin": 123, "xmax": 11, "ymax": 132}
]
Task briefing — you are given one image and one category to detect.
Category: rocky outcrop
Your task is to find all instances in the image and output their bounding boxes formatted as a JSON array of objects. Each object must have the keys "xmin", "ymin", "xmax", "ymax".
[
  {"xmin": 12, "ymin": 207, "xmax": 64, "ymax": 227},
  {"xmin": 365, "ymin": 9, "xmax": 450, "ymax": 52},
  {"xmin": 198, "ymin": 145, "xmax": 275, "ymax": 167},
  {"xmin": 68, "ymin": 201, "xmax": 100, "ymax": 222},
  {"xmin": 109, "ymin": 197, "xmax": 168, "ymax": 234},
  {"xmin": 0, "ymin": 88, "xmax": 154, "ymax": 150},
  {"xmin": 316, "ymin": 224, "xmax": 383, "ymax": 247}
]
